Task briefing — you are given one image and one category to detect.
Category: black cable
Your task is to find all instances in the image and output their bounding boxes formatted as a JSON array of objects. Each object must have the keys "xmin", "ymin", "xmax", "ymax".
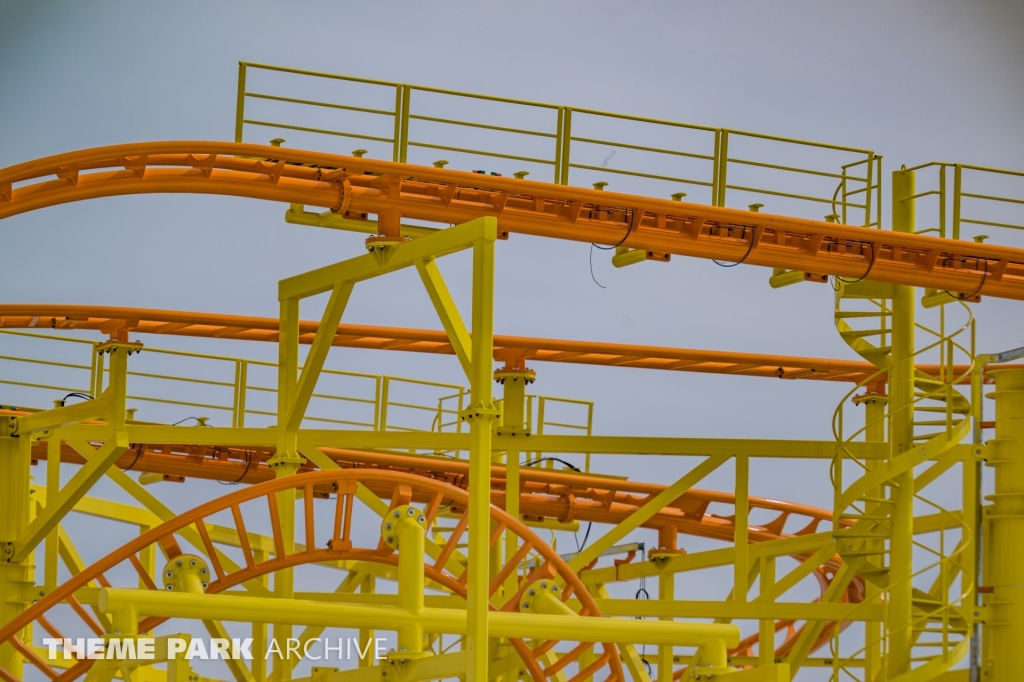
[
  {"xmin": 832, "ymin": 241, "xmax": 879, "ymax": 286},
  {"xmin": 588, "ymin": 244, "xmax": 607, "ymax": 289},
  {"xmin": 522, "ymin": 456, "xmax": 593, "ymax": 552},
  {"xmin": 592, "ymin": 209, "xmax": 639, "ymax": 252},
  {"xmin": 219, "ymin": 450, "xmax": 255, "ymax": 486},
  {"xmin": 522, "ymin": 456, "xmax": 581, "ymax": 472},
  {"xmin": 945, "ymin": 258, "xmax": 988, "ymax": 301},
  {"xmin": 123, "ymin": 443, "xmax": 145, "ymax": 472},
  {"xmin": 712, "ymin": 227, "xmax": 757, "ymax": 267},
  {"xmin": 170, "ymin": 417, "xmax": 211, "ymax": 427},
  {"xmin": 60, "ymin": 392, "xmax": 93, "ymax": 406}
]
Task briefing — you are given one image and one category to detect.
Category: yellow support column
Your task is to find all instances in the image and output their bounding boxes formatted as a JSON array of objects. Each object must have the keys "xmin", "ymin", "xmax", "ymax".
[
  {"xmin": 495, "ymin": 361, "xmax": 534, "ymax": 600},
  {"xmin": 657, "ymin": 570, "xmax": 675, "ymax": 682},
  {"xmin": 466, "ymin": 223, "xmax": 498, "ymax": 682},
  {"xmin": 0, "ymin": 431, "xmax": 30, "ymax": 679},
  {"xmin": 987, "ymin": 368, "xmax": 1024, "ymax": 681},
  {"xmin": 858, "ymin": 390, "xmax": 887, "ymax": 681},
  {"xmin": 888, "ymin": 167, "xmax": 916, "ymax": 676},
  {"xmin": 271, "ymin": 297, "xmax": 303, "ymax": 682}
]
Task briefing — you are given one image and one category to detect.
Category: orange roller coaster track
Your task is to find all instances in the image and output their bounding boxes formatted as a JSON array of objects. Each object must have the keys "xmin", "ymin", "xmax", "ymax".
[{"xmin": 3, "ymin": 142, "xmax": 1024, "ymax": 300}]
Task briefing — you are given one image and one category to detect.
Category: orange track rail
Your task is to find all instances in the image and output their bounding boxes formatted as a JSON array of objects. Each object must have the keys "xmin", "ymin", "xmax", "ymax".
[
  {"xmin": 2, "ymin": 305, "xmax": 1014, "ymax": 384},
  {"xmin": 2, "ymin": 142, "xmax": 1024, "ymax": 300}
]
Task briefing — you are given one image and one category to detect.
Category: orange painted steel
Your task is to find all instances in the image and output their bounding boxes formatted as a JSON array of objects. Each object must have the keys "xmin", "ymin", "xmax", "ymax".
[
  {"xmin": 0, "ymin": 470, "xmax": 626, "ymax": 682},
  {"xmin": 2, "ymin": 305, "xmax": 1015, "ymax": 384},
  {"xmin": 2, "ymin": 142, "xmax": 1023, "ymax": 300},
  {"xmin": 9, "ymin": 444, "xmax": 850, "ymax": 681}
]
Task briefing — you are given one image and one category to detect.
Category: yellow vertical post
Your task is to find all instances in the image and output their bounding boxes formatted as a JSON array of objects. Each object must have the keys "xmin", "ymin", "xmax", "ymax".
[
  {"xmin": 987, "ymin": 369, "xmax": 1024, "ymax": 680},
  {"xmin": 359, "ymin": 575, "xmax": 375, "ymax": 667},
  {"xmin": 234, "ymin": 63, "xmax": 247, "ymax": 143},
  {"xmin": 0, "ymin": 431, "xmax": 30, "ymax": 679},
  {"xmin": 466, "ymin": 224, "xmax": 497, "ymax": 682},
  {"xmin": 396, "ymin": 509, "xmax": 426, "ymax": 654},
  {"xmin": 270, "ymin": 297, "xmax": 302, "ymax": 682},
  {"xmin": 496, "ymin": 365, "xmax": 532, "ymax": 599},
  {"xmin": 734, "ymin": 456, "xmax": 749, "ymax": 604},
  {"xmin": 861, "ymin": 391, "xmax": 887, "ymax": 680},
  {"xmin": 44, "ymin": 432, "xmax": 61, "ymax": 592},
  {"xmin": 758, "ymin": 556, "xmax": 775, "ymax": 666},
  {"xmin": 657, "ymin": 570, "xmax": 674, "ymax": 682},
  {"xmin": 888, "ymin": 167, "xmax": 916, "ymax": 676}
]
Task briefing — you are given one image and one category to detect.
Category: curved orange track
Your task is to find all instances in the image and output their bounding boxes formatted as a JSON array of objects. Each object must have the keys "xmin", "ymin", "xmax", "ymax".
[{"xmin": 2, "ymin": 142, "xmax": 1023, "ymax": 299}]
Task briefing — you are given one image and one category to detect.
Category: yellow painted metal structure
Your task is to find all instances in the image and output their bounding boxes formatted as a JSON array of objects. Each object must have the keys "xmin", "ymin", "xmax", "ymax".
[{"xmin": 2, "ymin": 63, "xmax": 1024, "ymax": 682}]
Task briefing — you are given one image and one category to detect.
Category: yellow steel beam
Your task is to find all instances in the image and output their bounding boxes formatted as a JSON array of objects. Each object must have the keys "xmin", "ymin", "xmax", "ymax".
[
  {"xmin": 567, "ymin": 455, "xmax": 729, "ymax": 571},
  {"xmin": 98, "ymin": 588, "xmax": 742, "ymax": 648},
  {"xmin": 415, "ymin": 258, "xmax": 473, "ymax": 380},
  {"xmin": 285, "ymin": 282, "xmax": 354, "ymax": 431},
  {"xmin": 12, "ymin": 432, "xmax": 128, "ymax": 563},
  {"xmin": 466, "ymin": 228, "xmax": 498, "ymax": 682},
  {"xmin": 12, "ymin": 394, "xmax": 110, "ymax": 435},
  {"xmin": 586, "ymin": 598, "xmax": 883, "ymax": 622},
  {"xmin": 279, "ymin": 218, "xmax": 495, "ymax": 300}
]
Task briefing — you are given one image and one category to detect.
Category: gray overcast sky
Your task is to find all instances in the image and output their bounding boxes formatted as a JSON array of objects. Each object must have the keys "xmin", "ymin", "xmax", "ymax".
[{"xmin": 2, "ymin": 1, "xmax": 1023, "ymax": 508}]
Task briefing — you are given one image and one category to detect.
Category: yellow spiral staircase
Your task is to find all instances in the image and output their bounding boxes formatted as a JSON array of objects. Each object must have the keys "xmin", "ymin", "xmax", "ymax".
[{"xmin": 830, "ymin": 279, "xmax": 974, "ymax": 682}]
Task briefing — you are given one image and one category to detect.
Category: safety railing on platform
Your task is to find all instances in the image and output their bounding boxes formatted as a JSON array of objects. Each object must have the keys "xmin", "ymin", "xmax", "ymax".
[
  {"xmin": 0, "ymin": 331, "xmax": 591, "ymax": 461},
  {"xmin": 0, "ymin": 330, "xmax": 442, "ymax": 433},
  {"xmin": 234, "ymin": 62, "xmax": 883, "ymax": 225},
  {"xmin": 902, "ymin": 162, "xmax": 1024, "ymax": 243}
]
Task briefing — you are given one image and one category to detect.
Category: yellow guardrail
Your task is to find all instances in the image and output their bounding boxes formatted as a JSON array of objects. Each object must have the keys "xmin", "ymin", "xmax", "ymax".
[
  {"xmin": 902, "ymin": 162, "xmax": 1024, "ymax": 241},
  {"xmin": 0, "ymin": 331, "xmax": 594, "ymax": 460},
  {"xmin": 234, "ymin": 62, "xmax": 882, "ymax": 224}
]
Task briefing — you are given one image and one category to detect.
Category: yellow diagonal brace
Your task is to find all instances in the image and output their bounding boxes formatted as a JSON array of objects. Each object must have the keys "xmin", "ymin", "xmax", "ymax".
[
  {"xmin": 13, "ymin": 394, "xmax": 111, "ymax": 435},
  {"xmin": 84, "ymin": 443, "xmax": 270, "ymax": 597},
  {"xmin": 567, "ymin": 454, "xmax": 729, "ymax": 572},
  {"xmin": 203, "ymin": 619, "xmax": 254, "ymax": 682},
  {"xmin": 285, "ymin": 282, "xmax": 355, "ymax": 431},
  {"xmin": 279, "ymin": 217, "xmax": 496, "ymax": 300},
  {"xmin": 754, "ymin": 542, "xmax": 837, "ymax": 604},
  {"xmin": 785, "ymin": 561, "xmax": 856, "ymax": 675},
  {"xmin": 12, "ymin": 431, "xmax": 128, "ymax": 563},
  {"xmin": 415, "ymin": 258, "xmax": 472, "ymax": 380}
]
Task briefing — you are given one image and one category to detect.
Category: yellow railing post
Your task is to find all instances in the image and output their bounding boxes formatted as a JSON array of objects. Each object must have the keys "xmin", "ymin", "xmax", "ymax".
[
  {"xmin": 554, "ymin": 107, "xmax": 565, "ymax": 184},
  {"xmin": 953, "ymin": 164, "xmax": 963, "ymax": 240},
  {"xmin": 235, "ymin": 62, "xmax": 247, "ymax": 143},
  {"xmin": 393, "ymin": 85, "xmax": 404, "ymax": 163},
  {"xmin": 716, "ymin": 131, "xmax": 730, "ymax": 207},
  {"xmin": 888, "ymin": 166, "xmax": 917, "ymax": 676},
  {"xmin": 559, "ymin": 109, "xmax": 572, "ymax": 185},
  {"xmin": 399, "ymin": 85, "xmax": 412, "ymax": 164}
]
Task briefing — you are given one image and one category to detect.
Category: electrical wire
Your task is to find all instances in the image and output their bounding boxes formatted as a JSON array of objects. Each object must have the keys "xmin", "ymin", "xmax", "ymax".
[
  {"xmin": 219, "ymin": 450, "xmax": 255, "ymax": 485},
  {"xmin": 712, "ymin": 227, "xmax": 757, "ymax": 267},
  {"xmin": 831, "ymin": 241, "xmax": 879, "ymax": 288},
  {"xmin": 522, "ymin": 456, "xmax": 593, "ymax": 552},
  {"xmin": 60, "ymin": 392, "xmax": 93, "ymax": 406},
  {"xmin": 170, "ymin": 417, "xmax": 211, "ymax": 426},
  {"xmin": 588, "ymin": 244, "xmax": 607, "ymax": 289},
  {"xmin": 945, "ymin": 258, "xmax": 988, "ymax": 301},
  {"xmin": 123, "ymin": 443, "xmax": 145, "ymax": 472}
]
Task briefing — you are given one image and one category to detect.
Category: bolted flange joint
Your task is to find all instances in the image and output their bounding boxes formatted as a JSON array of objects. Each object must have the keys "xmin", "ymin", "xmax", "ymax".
[
  {"xmin": 161, "ymin": 554, "xmax": 210, "ymax": 594},
  {"xmin": 380, "ymin": 505, "xmax": 427, "ymax": 551}
]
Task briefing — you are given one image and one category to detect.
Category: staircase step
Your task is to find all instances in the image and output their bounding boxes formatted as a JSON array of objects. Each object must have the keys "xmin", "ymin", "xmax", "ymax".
[
  {"xmin": 835, "ymin": 311, "xmax": 891, "ymax": 319},
  {"xmin": 837, "ymin": 549, "xmax": 889, "ymax": 557},
  {"xmin": 838, "ymin": 513, "xmax": 890, "ymax": 521},
  {"xmin": 840, "ymin": 329, "xmax": 887, "ymax": 340}
]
